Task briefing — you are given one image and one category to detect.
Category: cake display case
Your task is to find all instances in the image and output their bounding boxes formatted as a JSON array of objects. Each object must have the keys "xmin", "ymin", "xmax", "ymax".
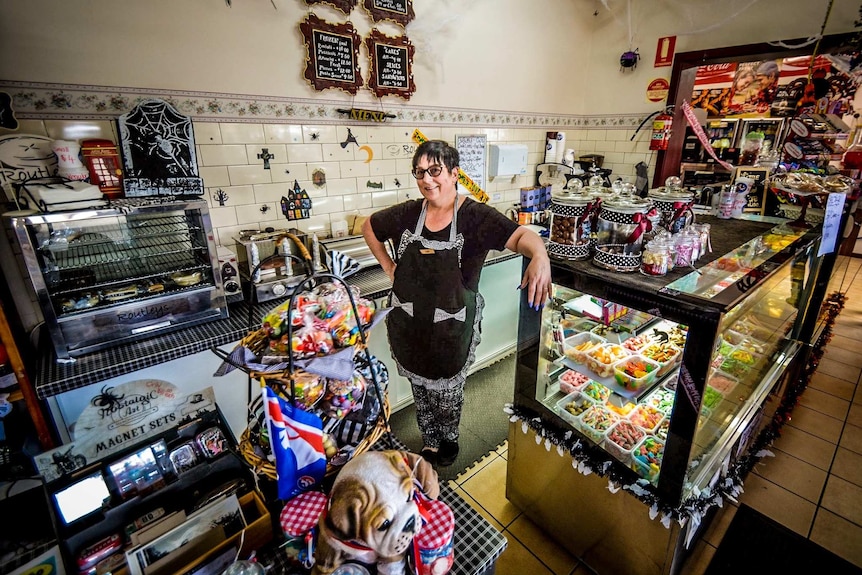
[{"xmin": 507, "ymin": 215, "xmax": 833, "ymax": 574}]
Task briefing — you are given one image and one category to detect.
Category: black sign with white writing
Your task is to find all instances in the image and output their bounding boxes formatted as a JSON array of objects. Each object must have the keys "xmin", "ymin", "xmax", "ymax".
[
  {"xmin": 373, "ymin": 0, "xmax": 407, "ymax": 14},
  {"xmin": 362, "ymin": 0, "xmax": 414, "ymax": 25},
  {"xmin": 374, "ymin": 43, "xmax": 409, "ymax": 90},
  {"xmin": 313, "ymin": 30, "xmax": 356, "ymax": 83}
]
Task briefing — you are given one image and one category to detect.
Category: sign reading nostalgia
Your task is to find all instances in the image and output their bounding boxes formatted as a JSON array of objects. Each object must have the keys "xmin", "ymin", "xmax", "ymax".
[{"xmin": 33, "ymin": 380, "xmax": 217, "ymax": 483}]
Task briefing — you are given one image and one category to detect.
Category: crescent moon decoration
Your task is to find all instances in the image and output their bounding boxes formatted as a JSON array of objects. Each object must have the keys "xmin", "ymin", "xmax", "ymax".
[{"xmin": 359, "ymin": 145, "xmax": 374, "ymax": 163}]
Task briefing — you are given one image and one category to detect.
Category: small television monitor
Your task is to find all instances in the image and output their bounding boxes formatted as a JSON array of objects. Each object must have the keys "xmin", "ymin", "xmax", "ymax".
[
  {"xmin": 52, "ymin": 472, "xmax": 110, "ymax": 525},
  {"xmin": 107, "ymin": 446, "xmax": 165, "ymax": 499}
]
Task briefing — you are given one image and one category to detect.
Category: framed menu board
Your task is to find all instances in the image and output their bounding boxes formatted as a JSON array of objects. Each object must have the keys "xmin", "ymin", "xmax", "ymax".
[
  {"xmin": 734, "ymin": 166, "xmax": 770, "ymax": 214},
  {"xmin": 300, "ymin": 14, "xmax": 364, "ymax": 95},
  {"xmin": 305, "ymin": 0, "xmax": 357, "ymax": 15},
  {"xmin": 364, "ymin": 29, "xmax": 415, "ymax": 100},
  {"xmin": 362, "ymin": 0, "xmax": 414, "ymax": 26}
]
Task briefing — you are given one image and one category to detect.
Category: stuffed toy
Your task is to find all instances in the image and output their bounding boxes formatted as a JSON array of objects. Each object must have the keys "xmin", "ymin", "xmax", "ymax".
[{"xmin": 311, "ymin": 450, "xmax": 440, "ymax": 575}]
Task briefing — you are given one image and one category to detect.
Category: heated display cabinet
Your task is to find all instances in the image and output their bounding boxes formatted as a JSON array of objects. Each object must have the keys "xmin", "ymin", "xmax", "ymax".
[{"xmin": 6, "ymin": 198, "xmax": 227, "ymax": 361}]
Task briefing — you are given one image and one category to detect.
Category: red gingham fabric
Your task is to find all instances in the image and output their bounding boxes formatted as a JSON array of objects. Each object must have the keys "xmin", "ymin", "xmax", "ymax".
[
  {"xmin": 414, "ymin": 499, "xmax": 455, "ymax": 549},
  {"xmin": 280, "ymin": 491, "xmax": 328, "ymax": 537}
]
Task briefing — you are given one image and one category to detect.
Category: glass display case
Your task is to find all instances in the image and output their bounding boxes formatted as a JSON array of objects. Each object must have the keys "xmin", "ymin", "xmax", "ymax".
[
  {"xmin": 6, "ymin": 198, "xmax": 228, "ymax": 361},
  {"xmin": 513, "ymin": 216, "xmax": 826, "ymax": 506}
]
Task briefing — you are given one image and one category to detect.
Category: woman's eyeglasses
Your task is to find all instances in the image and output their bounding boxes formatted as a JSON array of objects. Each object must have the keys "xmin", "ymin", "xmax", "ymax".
[{"xmin": 411, "ymin": 164, "xmax": 444, "ymax": 179}]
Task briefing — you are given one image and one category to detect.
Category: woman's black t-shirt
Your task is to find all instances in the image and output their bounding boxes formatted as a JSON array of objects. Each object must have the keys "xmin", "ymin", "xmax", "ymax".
[{"xmin": 369, "ymin": 198, "xmax": 519, "ymax": 291}]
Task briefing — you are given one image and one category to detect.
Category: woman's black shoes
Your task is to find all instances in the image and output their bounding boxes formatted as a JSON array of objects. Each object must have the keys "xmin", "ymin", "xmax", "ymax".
[
  {"xmin": 437, "ymin": 440, "xmax": 460, "ymax": 467},
  {"xmin": 419, "ymin": 447, "xmax": 438, "ymax": 465}
]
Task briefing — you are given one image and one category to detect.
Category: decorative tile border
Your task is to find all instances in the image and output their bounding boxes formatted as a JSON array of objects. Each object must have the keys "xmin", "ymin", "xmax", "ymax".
[{"xmin": 0, "ymin": 80, "xmax": 645, "ymax": 129}]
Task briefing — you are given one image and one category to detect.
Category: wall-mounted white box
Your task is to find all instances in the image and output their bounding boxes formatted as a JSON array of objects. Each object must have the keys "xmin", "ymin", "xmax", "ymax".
[{"xmin": 488, "ymin": 144, "xmax": 528, "ymax": 177}]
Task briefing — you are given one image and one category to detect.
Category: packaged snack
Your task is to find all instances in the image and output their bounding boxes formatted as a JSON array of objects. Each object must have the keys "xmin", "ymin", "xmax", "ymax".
[{"xmin": 196, "ymin": 427, "xmax": 228, "ymax": 458}]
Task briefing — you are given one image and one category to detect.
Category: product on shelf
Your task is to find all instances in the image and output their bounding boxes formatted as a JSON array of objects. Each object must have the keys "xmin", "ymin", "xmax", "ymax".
[
  {"xmin": 577, "ymin": 405, "xmax": 619, "ymax": 443},
  {"xmin": 584, "ymin": 344, "xmax": 630, "ymax": 378},
  {"xmin": 655, "ymin": 418, "xmax": 670, "ymax": 441},
  {"xmin": 640, "ymin": 343, "xmax": 681, "ymax": 377},
  {"xmin": 702, "ymin": 386, "xmax": 724, "ymax": 410},
  {"xmin": 644, "ymin": 387, "xmax": 675, "ymax": 414},
  {"xmin": 604, "ymin": 420, "xmax": 645, "ymax": 462},
  {"xmin": 606, "ymin": 399, "xmax": 637, "ymax": 417},
  {"xmin": 582, "ymin": 381, "xmax": 611, "ymax": 403},
  {"xmin": 628, "ymin": 405, "xmax": 664, "ymax": 433},
  {"xmin": 707, "ymin": 372, "xmax": 738, "ymax": 394},
  {"xmin": 558, "ymin": 369, "xmax": 591, "ymax": 394},
  {"xmin": 730, "ymin": 348, "xmax": 759, "ymax": 366},
  {"xmin": 621, "ymin": 333, "xmax": 654, "ymax": 352},
  {"xmin": 632, "ymin": 436, "xmax": 664, "ymax": 481},
  {"xmin": 564, "ymin": 333, "xmax": 606, "ymax": 363},
  {"xmin": 556, "ymin": 392, "xmax": 595, "ymax": 427},
  {"xmin": 613, "ymin": 355, "xmax": 660, "ymax": 391}
]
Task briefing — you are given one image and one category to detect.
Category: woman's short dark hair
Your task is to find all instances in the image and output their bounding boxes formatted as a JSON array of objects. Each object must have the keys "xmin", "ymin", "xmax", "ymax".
[{"xmin": 413, "ymin": 140, "xmax": 459, "ymax": 171}]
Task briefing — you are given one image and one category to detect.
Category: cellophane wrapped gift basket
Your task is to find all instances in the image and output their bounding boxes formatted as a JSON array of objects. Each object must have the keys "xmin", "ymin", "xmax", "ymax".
[{"xmin": 214, "ymin": 269, "xmax": 392, "ymax": 487}]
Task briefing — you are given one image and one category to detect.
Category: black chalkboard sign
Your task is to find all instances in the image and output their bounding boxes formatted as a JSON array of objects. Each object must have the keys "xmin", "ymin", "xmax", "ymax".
[
  {"xmin": 365, "ymin": 29, "xmax": 415, "ymax": 99},
  {"xmin": 300, "ymin": 14, "xmax": 363, "ymax": 95},
  {"xmin": 362, "ymin": 0, "xmax": 414, "ymax": 26},
  {"xmin": 735, "ymin": 167, "xmax": 769, "ymax": 214}
]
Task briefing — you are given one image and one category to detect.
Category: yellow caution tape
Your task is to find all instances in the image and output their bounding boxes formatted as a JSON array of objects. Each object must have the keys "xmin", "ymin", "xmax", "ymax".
[{"xmin": 411, "ymin": 129, "xmax": 489, "ymax": 203}]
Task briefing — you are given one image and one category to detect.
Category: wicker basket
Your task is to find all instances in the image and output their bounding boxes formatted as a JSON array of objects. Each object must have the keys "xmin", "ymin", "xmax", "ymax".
[{"xmin": 238, "ymin": 385, "xmax": 391, "ymax": 481}]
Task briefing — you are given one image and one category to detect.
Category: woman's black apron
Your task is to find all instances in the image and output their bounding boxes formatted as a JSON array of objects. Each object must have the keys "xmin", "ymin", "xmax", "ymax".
[{"xmin": 386, "ymin": 199, "xmax": 484, "ymax": 390}]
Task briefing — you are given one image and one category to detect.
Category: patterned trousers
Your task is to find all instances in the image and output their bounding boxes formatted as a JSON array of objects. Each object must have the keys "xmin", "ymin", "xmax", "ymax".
[{"xmin": 410, "ymin": 382, "xmax": 464, "ymax": 448}]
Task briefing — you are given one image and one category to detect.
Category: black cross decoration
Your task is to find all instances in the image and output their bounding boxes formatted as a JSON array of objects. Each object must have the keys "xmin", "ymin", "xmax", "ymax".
[{"xmin": 257, "ymin": 148, "xmax": 275, "ymax": 169}]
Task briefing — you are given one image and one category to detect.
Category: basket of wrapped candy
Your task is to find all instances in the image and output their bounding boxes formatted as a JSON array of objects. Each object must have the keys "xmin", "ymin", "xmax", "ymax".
[{"xmin": 214, "ymin": 271, "xmax": 392, "ymax": 480}]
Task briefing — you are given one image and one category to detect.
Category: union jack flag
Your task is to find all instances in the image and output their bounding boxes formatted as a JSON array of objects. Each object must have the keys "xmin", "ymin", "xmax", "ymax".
[{"xmin": 263, "ymin": 384, "xmax": 326, "ymax": 501}]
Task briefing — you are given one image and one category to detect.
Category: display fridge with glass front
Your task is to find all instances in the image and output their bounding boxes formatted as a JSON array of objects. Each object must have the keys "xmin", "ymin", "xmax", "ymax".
[{"xmin": 506, "ymin": 216, "xmax": 830, "ymax": 575}]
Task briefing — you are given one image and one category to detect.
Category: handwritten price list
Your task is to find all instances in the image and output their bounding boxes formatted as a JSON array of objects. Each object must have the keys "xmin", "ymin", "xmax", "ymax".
[
  {"xmin": 375, "ymin": 43, "xmax": 408, "ymax": 89},
  {"xmin": 314, "ymin": 30, "xmax": 355, "ymax": 83}
]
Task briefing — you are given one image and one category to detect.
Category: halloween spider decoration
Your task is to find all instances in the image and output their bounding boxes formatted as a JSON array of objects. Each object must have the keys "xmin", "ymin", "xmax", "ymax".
[
  {"xmin": 91, "ymin": 385, "xmax": 125, "ymax": 411},
  {"xmin": 620, "ymin": 49, "xmax": 640, "ymax": 71}
]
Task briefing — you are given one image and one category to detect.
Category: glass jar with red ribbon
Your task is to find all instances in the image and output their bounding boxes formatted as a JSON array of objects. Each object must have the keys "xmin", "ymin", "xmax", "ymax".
[
  {"xmin": 647, "ymin": 186, "xmax": 696, "ymax": 234},
  {"xmin": 596, "ymin": 194, "xmax": 656, "ymax": 253}
]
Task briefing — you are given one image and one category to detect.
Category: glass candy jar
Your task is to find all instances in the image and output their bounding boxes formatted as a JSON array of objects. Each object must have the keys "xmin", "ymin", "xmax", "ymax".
[
  {"xmin": 596, "ymin": 194, "xmax": 655, "ymax": 252},
  {"xmin": 547, "ymin": 190, "xmax": 594, "ymax": 260},
  {"xmin": 647, "ymin": 186, "xmax": 696, "ymax": 234},
  {"xmin": 640, "ymin": 239, "xmax": 671, "ymax": 276}
]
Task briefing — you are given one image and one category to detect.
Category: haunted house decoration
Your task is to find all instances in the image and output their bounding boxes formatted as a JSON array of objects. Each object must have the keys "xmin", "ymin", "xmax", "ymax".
[
  {"xmin": 282, "ymin": 180, "xmax": 312, "ymax": 221},
  {"xmin": 118, "ymin": 99, "xmax": 204, "ymax": 197}
]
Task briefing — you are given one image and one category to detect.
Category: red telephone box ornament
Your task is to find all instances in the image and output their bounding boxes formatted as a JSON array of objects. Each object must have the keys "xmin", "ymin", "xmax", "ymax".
[{"xmin": 81, "ymin": 139, "xmax": 124, "ymax": 199}]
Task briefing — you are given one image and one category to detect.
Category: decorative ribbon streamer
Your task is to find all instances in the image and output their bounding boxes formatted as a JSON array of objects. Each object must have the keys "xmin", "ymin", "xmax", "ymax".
[
  {"xmin": 626, "ymin": 212, "xmax": 653, "ymax": 244},
  {"xmin": 433, "ymin": 307, "xmax": 466, "ymax": 323},
  {"xmin": 391, "ymin": 293, "xmax": 414, "ymax": 317},
  {"xmin": 681, "ymin": 100, "xmax": 735, "ymax": 172}
]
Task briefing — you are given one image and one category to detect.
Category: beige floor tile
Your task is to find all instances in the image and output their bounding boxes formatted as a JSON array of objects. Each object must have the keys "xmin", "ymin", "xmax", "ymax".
[
  {"xmin": 848, "ymin": 403, "xmax": 862, "ymax": 428},
  {"xmin": 452, "ymin": 487, "xmax": 505, "ymax": 532},
  {"xmin": 808, "ymin": 371, "xmax": 856, "ymax": 401},
  {"xmin": 816, "ymin": 357, "xmax": 861, "ymax": 384},
  {"xmin": 493, "ymin": 532, "xmax": 555, "ymax": 575},
  {"xmin": 786, "ymin": 404, "xmax": 844, "ymax": 443},
  {"xmin": 821, "ymin": 475, "xmax": 862, "ymax": 526},
  {"xmin": 832, "ymin": 322, "xmax": 862, "ymax": 342},
  {"xmin": 810, "ymin": 508, "xmax": 862, "ymax": 568},
  {"xmin": 771, "ymin": 424, "xmax": 837, "ymax": 471},
  {"xmin": 752, "ymin": 449, "xmax": 828, "ymax": 503},
  {"xmin": 827, "ymin": 334, "xmax": 862, "ymax": 354},
  {"xmin": 701, "ymin": 503, "xmax": 738, "ymax": 547},
  {"xmin": 831, "ymin": 447, "xmax": 862, "ymax": 488},
  {"xmin": 840, "ymin": 423, "xmax": 862, "ymax": 456},
  {"xmin": 737, "ymin": 473, "xmax": 816, "ymax": 536},
  {"xmin": 507, "ymin": 515, "xmax": 578, "ymax": 575},
  {"xmin": 797, "ymin": 387, "xmax": 851, "ymax": 420},
  {"xmin": 456, "ymin": 451, "xmax": 500, "ymax": 484},
  {"xmin": 678, "ymin": 540, "xmax": 716, "ymax": 575},
  {"xmin": 460, "ymin": 457, "xmax": 522, "ymax": 527},
  {"xmin": 822, "ymin": 345, "xmax": 862, "ymax": 368}
]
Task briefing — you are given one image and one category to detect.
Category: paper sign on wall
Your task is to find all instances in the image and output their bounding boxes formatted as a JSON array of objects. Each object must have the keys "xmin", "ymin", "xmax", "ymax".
[{"xmin": 818, "ymin": 192, "xmax": 846, "ymax": 256}]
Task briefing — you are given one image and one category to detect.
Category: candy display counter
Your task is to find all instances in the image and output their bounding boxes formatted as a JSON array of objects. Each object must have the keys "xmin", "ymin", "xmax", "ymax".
[{"xmin": 507, "ymin": 215, "xmax": 833, "ymax": 575}]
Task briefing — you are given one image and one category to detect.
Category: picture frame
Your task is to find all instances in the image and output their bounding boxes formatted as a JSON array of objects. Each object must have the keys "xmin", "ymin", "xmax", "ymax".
[
  {"xmin": 299, "ymin": 14, "xmax": 364, "ymax": 96},
  {"xmin": 362, "ymin": 0, "xmax": 414, "ymax": 27},
  {"xmin": 364, "ymin": 29, "xmax": 415, "ymax": 100}
]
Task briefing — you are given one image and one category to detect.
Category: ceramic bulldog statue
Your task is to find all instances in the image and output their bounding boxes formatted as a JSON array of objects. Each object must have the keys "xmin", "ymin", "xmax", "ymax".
[{"xmin": 312, "ymin": 450, "xmax": 441, "ymax": 575}]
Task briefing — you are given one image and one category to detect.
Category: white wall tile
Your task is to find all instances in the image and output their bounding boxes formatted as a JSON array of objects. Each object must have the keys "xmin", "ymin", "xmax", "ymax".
[
  {"xmin": 322, "ymin": 143, "xmax": 355, "ymax": 162},
  {"xmin": 292, "ymin": 214, "xmax": 331, "ymax": 236},
  {"xmin": 265, "ymin": 124, "xmax": 302, "ymax": 144},
  {"xmin": 212, "ymin": 184, "xmax": 255, "ymax": 206},
  {"xmin": 252, "ymin": 182, "xmax": 290, "ymax": 203},
  {"xmin": 269, "ymin": 163, "xmax": 309, "ymax": 183},
  {"xmin": 371, "ymin": 190, "xmax": 398, "ymax": 207},
  {"xmin": 337, "ymin": 125, "xmax": 366, "ymax": 144},
  {"xmin": 220, "ymin": 122, "xmax": 265, "ymax": 144},
  {"xmin": 369, "ymin": 158, "xmax": 398, "ymax": 177},
  {"xmin": 340, "ymin": 160, "xmax": 370, "ymax": 179},
  {"xmin": 356, "ymin": 143, "xmax": 379, "ymax": 163},
  {"xmin": 302, "ymin": 125, "xmax": 337, "ymax": 144},
  {"xmin": 209, "ymin": 206, "xmax": 238, "ymax": 228},
  {"xmin": 287, "ymin": 144, "xmax": 323, "ymax": 163},
  {"xmin": 228, "ymin": 164, "xmax": 273, "ymax": 185},
  {"xmin": 193, "ymin": 122, "xmax": 222, "ymax": 144},
  {"xmin": 199, "ymin": 144, "xmax": 249, "ymax": 166},
  {"xmin": 325, "ymin": 178, "xmax": 358, "ymax": 196},
  {"xmin": 216, "ymin": 224, "xmax": 247, "ymax": 248},
  {"xmin": 200, "ymin": 166, "xmax": 230, "ymax": 187},
  {"xmin": 245, "ymin": 143, "xmax": 286, "ymax": 166},
  {"xmin": 235, "ymin": 202, "xmax": 279, "ymax": 226},
  {"xmin": 342, "ymin": 193, "xmax": 373, "ymax": 211},
  {"xmin": 365, "ymin": 126, "xmax": 393, "ymax": 142},
  {"xmin": 310, "ymin": 195, "xmax": 345, "ymax": 214}
]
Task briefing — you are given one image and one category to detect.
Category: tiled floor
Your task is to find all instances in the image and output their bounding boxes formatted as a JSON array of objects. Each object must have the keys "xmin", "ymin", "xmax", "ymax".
[{"xmin": 447, "ymin": 256, "xmax": 862, "ymax": 575}]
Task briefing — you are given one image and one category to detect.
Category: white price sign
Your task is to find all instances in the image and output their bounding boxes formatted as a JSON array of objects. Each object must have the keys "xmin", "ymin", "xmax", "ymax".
[{"xmin": 818, "ymin": 192, "xmax": 846, "ymax": 256}]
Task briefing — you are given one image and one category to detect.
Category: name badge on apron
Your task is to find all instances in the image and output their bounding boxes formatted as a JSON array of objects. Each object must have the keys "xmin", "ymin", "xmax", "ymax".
[{"xmin": 419, "ymin": 248, "xmax": 435, "ymax": 255}]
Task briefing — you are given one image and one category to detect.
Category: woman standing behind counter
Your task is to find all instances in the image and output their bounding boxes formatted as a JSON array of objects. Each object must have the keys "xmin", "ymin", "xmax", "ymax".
[{"xmin": 363, "ymin": 140, "xmax": 551, "ymax": 467}]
